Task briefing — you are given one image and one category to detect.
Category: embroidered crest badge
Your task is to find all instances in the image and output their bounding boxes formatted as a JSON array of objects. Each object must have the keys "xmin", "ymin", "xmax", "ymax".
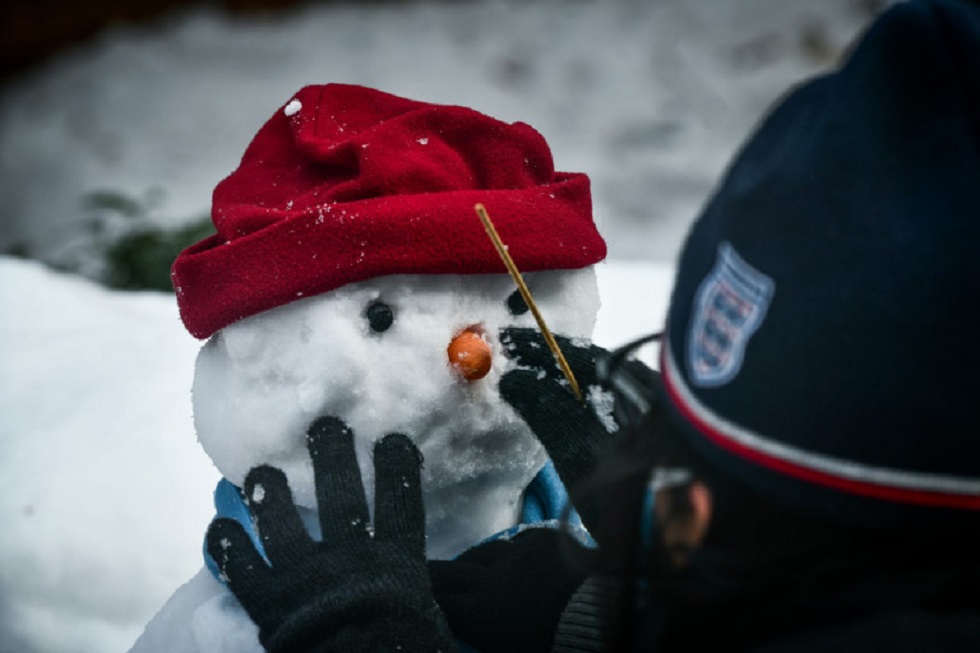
[{"xmin": 687, "ymin": 242, "xmax": 775, "ymax": 387}]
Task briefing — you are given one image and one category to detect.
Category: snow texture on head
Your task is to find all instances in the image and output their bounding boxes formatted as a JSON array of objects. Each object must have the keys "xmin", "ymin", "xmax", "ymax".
[{"xmin": 193, "ymin": 267, "xmax": 599, "ymax": 558}]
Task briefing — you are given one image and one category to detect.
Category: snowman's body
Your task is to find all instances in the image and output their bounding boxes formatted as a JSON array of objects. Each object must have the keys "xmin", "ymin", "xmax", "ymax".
[{"xmin": 131, "ymin": 267, "xmax": 601, "ymax": 652}]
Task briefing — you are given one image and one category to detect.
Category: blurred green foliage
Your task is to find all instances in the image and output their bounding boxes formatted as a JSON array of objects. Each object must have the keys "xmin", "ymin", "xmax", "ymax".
[
  {"xmin": 4, "ymin": 188, "xmax": 213, "ymax": 292},
  {"xmin": 81, "ymin": 189, "xmax": 214, "ymax": 292},
  {"xmin": 103, "ymin": 220, "xmax": 214, "ymax": 291}
]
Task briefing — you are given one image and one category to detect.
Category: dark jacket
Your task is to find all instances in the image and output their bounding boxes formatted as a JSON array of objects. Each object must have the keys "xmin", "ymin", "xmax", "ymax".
[
  {"xmin": 551, "ymin": 560, "xmax": 980, "ymax": 652},
  {"xmin": 632, "ymin": 562, "xmax": 980, "ymax": 652}
]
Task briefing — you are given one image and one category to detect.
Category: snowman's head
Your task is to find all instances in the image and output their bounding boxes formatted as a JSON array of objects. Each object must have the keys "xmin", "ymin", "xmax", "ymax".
[
  {"xmin": 172, "ymin": 84, "xmax": 607, "ymax": 555},
  {"xmin": 193, "ymin": 267, "xmax": 599, "ymax": 554}
]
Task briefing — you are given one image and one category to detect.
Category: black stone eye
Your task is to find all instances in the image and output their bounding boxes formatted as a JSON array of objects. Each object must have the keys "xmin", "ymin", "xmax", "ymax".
[
  {"xmin": 366, "ymin": 302, "xmax": 394, "ymax": 332},
  {"xmin": 506, "ymin": 289, "xmax": 529, "ymax": 316}
]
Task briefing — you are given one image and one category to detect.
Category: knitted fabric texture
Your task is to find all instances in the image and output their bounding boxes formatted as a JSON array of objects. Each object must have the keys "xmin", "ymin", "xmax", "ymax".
[
  {"xmin": 172, "ymin": 84, "xmax": 605, "ymax": 339},
  {"xmin": 206, "ymin": 420, "xmax": 457, "ymax": 653},
  {"xmin": 661, "ymin": 0, "xmax": 980, "ymax": 525},
  {"xmin": 552, "ymin": 575, "xmax": 620, "ymax": 653}
]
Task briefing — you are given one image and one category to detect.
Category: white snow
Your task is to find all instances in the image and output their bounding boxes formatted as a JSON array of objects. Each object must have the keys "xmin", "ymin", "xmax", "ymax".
[
  {"xmin": 0, "ymin": 257, "xmax": 220, "ymax": 653},
  {"xmin": 283, "ymin": 99, "xmax": 302, "ymax": 117},
  {"xmin": 129, "ymin": 569, "xmax": 260, "ymax": 653},
  {"xmin": 587, "ymin": 384, "xmax": 620, "ymax": 435}
]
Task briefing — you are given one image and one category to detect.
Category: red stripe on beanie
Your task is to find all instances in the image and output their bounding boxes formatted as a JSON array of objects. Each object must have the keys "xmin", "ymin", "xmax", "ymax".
[
  {"xmin": 172, "ymin": 84, "xmax": 605, "ymax": 339},
  {"xmin": 660, "ymin": 347, "xmax": 980, "ymax": 511}
]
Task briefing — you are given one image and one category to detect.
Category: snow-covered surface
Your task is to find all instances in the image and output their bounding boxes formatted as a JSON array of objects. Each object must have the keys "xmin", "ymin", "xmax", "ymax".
[
  {"xmin": 0, "ymin": 0, "xmax": 880, "ymax": 269},
  {"xmin": 0, "ymin": 255, "xmax": 671, "ymax": 652},
  {"xmin": 130, "ymin": 569, "xmax": 261, "ymax": 653},
  {"xmin": 0, "ymin": 257, "xmax": 219, "ymax": 653}
]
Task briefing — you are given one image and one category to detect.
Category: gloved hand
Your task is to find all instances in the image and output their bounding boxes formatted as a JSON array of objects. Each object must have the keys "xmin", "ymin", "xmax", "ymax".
[
  {"xmin": 499, "ymin": 326, "xmax": 619, "ymax": 498},
  {"xmin": 206, "ymin": 416, "xmax": 457, "ymax": 653},
  {"xmin": 429, "ymin": 528, "xmax": 586, "ymax": 653},
  {"xmin": 499, "ymin": 327, "xmax": 658, "ymax": 535}
]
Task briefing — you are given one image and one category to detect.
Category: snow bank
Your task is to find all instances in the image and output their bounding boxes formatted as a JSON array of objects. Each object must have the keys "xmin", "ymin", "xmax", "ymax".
[{"xmin": 0, "ymin": 257, "xmax": 220, "ymax": 652}]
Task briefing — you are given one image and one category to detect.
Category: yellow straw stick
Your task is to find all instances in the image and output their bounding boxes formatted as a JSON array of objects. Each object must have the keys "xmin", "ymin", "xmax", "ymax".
[{"xmin": 475, "ymin": 203, "xmax": 583, "ymax": 401}]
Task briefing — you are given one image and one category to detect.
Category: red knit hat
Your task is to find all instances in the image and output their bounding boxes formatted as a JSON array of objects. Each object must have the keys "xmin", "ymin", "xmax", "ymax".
[{"xmin": 172, "ymin": 84, "xmax": 606, "ymax": 339}]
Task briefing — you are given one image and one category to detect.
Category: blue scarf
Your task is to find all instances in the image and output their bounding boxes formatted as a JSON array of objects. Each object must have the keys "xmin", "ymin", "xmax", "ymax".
[{"xmin": 204, "ymin": 459, "xmax": 590, "ymax": 582}]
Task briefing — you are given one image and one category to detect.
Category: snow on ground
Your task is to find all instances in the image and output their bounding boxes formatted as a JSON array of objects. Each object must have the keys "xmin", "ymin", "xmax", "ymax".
[
  {"xmin": 0, "ymin": 257, "xmax": 218, "ymax": 652},
  {"xmin": 0, "ymin": 255, "xmax": 672, "ymax": 652},
  {"xmin": 0, "ymin": 0, "xmax": 880, "ymax": 269}
]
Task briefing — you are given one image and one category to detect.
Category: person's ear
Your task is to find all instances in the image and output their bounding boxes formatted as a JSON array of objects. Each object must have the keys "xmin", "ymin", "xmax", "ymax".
[{"xmin": 656, "ymin": 480, "xmax": 713, "ymax": 567}]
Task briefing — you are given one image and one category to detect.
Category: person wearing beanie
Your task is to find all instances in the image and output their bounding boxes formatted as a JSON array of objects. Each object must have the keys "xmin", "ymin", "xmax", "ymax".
[
  {"xmin": 195, "ymin": 0, "xmax": 980, "ymax": 651},
  {"xmin": 502, "ymin": 0, "xmax": 980, "ymax": 650}
]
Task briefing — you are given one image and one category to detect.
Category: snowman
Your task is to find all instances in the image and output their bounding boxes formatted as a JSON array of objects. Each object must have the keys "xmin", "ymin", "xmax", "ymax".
[{"xmin": 131, "ymin": 84, "xmax": 607, "ymax": 652}]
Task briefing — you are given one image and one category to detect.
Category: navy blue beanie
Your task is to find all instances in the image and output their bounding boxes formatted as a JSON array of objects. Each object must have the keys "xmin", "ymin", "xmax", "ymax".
[{"xmin": 660, "ymin": 0, "xmax": 980, "ymax": 527}]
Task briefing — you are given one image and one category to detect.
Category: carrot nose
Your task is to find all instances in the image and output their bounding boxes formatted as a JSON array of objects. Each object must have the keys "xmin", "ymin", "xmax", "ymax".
[{"xmin": 447, "ymin": 329, "xmax": 492, "ymax": 381}]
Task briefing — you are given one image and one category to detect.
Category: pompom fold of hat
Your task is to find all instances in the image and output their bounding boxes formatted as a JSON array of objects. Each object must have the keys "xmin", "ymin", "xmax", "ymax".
[
  {"xmin": 172, "ymin": 84, "xmax": 606, "ymax": 339},
  {"xmin": 660, "ymin": 0, "xmax": 980, "ymax": 526}
]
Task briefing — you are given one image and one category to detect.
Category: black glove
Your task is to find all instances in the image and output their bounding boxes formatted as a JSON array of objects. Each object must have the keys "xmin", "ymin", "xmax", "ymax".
[
  {"xmin": 499, "ymin": 327, "xmax": 657, "ymax": 535},
  {"xmin": 499, "ymin": 327, "xmax": 617, "ymax": 512},
  {"xmin": 429, "ymin": 528, "xmax": 587, "ymax": 653},
  {"xmin": 206, "ymin": 416, "xmax": 457, "ymax": 653}
]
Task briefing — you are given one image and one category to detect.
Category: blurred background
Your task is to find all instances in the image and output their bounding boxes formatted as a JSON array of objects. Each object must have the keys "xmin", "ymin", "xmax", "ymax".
[
  {"xmin": 1, "ymin": 0, "xmax": 889, "ymax": 289},
  {"xmin": 0, "ymin": 1, "xmax": 891, "ymax": 651}
]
